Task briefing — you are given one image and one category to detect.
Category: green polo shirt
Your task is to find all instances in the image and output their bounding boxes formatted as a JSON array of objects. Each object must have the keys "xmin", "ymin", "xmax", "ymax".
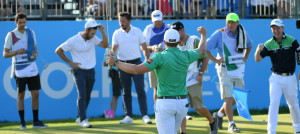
[{"xmin": 144, "ymin": 47, "xmax": 201, "ymax": 97}]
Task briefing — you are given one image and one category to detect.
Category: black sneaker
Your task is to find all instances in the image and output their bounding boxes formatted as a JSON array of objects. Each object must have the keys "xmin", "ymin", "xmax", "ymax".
[
  {"xmin": 228, "ymin": 123, "xmax": 240, "ymax": 133},
  {"xmin": 33, "ymin": 120, "xmax": 48, "ymax": 128},
  {"xmin": 213, "ymin": 112, "xmax": 223, "ymax": 129},
  {"xmin": 209, "ymin": 117, "xmax": 218, "ymax": 134},
  {"xmin": 20, "ymin": 121, "xmax": 26, "ymax": 130}
]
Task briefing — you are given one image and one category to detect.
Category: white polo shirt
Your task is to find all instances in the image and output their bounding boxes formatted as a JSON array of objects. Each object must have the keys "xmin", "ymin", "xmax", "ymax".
[
  {"xmin": 60, "ymin": 32, "xmax": 101, "ymax": 69},
  {"xmin": 112, "ymin": 25, "xmax": 146, "ymax": 61}
]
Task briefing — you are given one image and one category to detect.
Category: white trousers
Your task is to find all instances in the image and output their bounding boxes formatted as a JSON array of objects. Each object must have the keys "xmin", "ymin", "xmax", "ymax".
[
  {"xmin": 268, "ymin": 73, "xmax": 300, "ymax": 134},
  {"xmin": 155, "ymin": 98, "xmax": 188, "ymax": 134}
]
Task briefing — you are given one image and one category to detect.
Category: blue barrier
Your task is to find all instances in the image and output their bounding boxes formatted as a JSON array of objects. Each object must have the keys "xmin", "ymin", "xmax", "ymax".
[{"xmin": 0, "ymin": 19, "xmax": 299, "ymax": 121}]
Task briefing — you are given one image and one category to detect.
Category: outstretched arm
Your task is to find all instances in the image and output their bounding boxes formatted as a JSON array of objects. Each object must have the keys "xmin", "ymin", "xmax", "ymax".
[{"xmin": 106, "ymin": 54, "xmax": 150, "ymax": 74}]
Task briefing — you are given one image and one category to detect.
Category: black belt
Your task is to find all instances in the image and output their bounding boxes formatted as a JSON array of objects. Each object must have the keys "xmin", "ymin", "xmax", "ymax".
[
  {"xmin": 119, "ymin": 58, "xmax": 140, "ymax": 63},
  {"xmin": 218, "ymin": 63, "xmax": 225, "ymax": 67},
  {"xmin": 273, "ymin": 72, "xmax": 294, "ymax": 76},
  {"xmin": 157, "ymin": 95, "xmax": 188, "ymax": 99}
]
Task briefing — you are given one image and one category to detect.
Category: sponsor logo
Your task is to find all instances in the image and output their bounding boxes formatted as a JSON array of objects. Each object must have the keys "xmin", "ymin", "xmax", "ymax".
[{"xmin": 147, "ymin": 59, "xmax": 153, "ymax": 64}]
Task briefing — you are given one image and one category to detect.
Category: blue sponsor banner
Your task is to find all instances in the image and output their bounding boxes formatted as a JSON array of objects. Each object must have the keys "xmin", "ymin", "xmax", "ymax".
[{"xmin": 0, "ymin": 19, "xmax": 299, "ymax": 121}]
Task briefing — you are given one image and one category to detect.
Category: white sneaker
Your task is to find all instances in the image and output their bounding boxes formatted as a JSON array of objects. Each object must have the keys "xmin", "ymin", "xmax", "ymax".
[
  {"xmin": 75, "ymin": 118, "xmax": 80, "ymax": 124},
  {"xmin": 186, "ymin": 114, "xmax": 193, "ymax": 120},
  {"xmin": 142, "ymin": 115, "xmax": 152, "ymax": 124},
  {"xmin": 120, "ymin": 116, "xmax": 133, "ymax": 124},
  {"xmin": 78, "ymin": 119, "xmax": 92, "ymax": 128}
]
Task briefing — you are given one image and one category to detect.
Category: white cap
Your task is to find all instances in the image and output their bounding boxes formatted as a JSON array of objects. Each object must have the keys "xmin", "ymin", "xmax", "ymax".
[
  {"xmin": 151, "ymin": 10, "xmax": 163, "ymax": 22},
  {"xmin": 164, "ymin": 29, "xmax": 180, "ymax": 43},
  {"xmin": 85, "ymin": 20, "xmax": 100, "ymax": 29},
  {"xmin": 270, "ymin": 19, "xmax": 284, "ymax": 28}
]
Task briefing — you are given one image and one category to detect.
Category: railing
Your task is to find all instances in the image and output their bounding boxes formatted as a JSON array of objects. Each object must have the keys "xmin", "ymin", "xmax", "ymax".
[{"xmin": 0, "ymin": 0, "xmax": 299, "ymax": 21}]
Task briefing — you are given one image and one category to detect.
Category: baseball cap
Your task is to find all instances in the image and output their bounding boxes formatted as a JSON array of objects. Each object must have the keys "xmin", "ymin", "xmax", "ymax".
[
  {"xmin": 164, "ymin": 29, "xmax": 180, "ymax": 43},
  {"xmin": 170, "ymin": 21, "xmax": 184, "ymax": 31},
  {"xmin": 226, "ymin": 13, "xmax": 239, "ymax": 22},
  {"xmin": 151, "ymin": 10, "xmax": 163, "ymax": 22},
  {"xmin": 85, "ymin": 20, "xmax": 100, "ymax": 29},
  {"xmin": 270, "ymin": 19, "xmax": 284, "ymax": 27}
]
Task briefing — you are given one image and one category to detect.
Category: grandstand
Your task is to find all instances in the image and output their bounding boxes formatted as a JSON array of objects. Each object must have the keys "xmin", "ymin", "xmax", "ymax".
[{"xmin": 0, "ymin": 0, "xmax": 299, "ymax": 20}]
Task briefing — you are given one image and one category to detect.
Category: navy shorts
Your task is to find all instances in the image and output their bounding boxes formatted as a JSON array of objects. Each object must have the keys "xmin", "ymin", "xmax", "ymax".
[
  {"xmin": 109, "ymin": 69, "xmax": 122, "ymax": 97},
  {"xmin": 14, "ymin": 74, "xmax": 41, "ymax": 93}
]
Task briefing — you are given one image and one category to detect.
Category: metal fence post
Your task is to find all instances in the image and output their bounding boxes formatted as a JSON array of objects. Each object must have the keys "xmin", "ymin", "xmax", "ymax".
[
  {"xmin": 42, "ymin": 0, "xmax": 47, "ymax": 20},
  {"xmin": 238, "ymin": 0, "xmax": 245, "ymax": 19}
]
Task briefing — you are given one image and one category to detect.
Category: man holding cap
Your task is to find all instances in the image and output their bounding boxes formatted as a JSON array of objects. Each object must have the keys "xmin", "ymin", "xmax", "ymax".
[
  {"xmin": 206, "ymin": 13, "xmax": 253, "ymax": 133},
  {"xmin": 255, "ymin": 19, "xmax": 300, "ymax": 134},
  {"xmin": 106, "ymin": 27, "xmax": 207, "ymax": 134},
  {"xmin": 170, "ymin": 21, "xmax": 218, "ymax": 134},
  {"xmin": 143, "ymin": 10, "xmax": 170, "ymax": 102},
  {"xmin": 55, "ymin": 19, "xmax": 108, "ymax": 128}
]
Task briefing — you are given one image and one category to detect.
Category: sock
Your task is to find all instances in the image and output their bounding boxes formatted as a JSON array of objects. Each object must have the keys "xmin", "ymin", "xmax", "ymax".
[
  {"xmin": 229, "ymin": 121, "xmax": 235, "ymax": 125},
  {"xmin": 217, "ymin": 111, "xmax": 224, "ymax": 117},
  {"xmin": 18, "ymin": 110, "xmax": 25, "ymax": 122},
  {"xmin": 33, "ymin": 110, "xmax": 39, "ymax": 122}
]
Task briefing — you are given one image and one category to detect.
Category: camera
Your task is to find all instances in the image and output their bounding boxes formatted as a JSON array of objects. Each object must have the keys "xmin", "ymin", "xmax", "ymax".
[{"xmin": 297, "ymin": 20, "xmax": 300, "ymax": 29}]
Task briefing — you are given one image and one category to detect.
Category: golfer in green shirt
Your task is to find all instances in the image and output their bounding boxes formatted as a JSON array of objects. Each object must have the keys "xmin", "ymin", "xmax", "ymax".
[{"xmin": 106, "ymin": 28, "xmax": 207, "ymax": 134}]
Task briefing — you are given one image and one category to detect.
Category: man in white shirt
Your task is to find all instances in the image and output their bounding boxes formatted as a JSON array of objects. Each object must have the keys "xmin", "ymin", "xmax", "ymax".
[
  {"xmin": 3, "ymin": 12, "xmax": 48, "ymax": 130},
  {"xmin": 111, "ymin": 12, "xmax": 151, "ymax": 124},
  {"xmin": 55, "ymin": 19, "xmax": 108, "ymax": 128}
]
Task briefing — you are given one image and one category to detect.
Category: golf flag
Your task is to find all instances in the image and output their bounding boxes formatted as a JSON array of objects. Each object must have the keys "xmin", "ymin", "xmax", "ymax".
[{"xmin": 232, "ymin": 87, "xmax": 252, "ymax": 121}]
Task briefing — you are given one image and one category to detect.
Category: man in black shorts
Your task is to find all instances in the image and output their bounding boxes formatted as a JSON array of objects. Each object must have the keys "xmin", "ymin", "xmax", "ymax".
[{"xmin": 3, "ymin": 12, "xmax": 47, "ymax": 129}]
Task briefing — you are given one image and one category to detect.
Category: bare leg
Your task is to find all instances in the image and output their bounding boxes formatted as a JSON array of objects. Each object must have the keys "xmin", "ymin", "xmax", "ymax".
[
  {"xmin": 111, "ymin": 96, "xmax": 119, "ymax": 112},
  {"xmin": 31, "ymin": 90, "xmax": 39, "ymax": 110},
  {"xmin": 224, "ymin": 97, "xmax": 234, "ymax": 122},
  {"xmin": 17, "ymin": 92, "xmax": 25, "ymax": 111},
  {"xmin": 180, "ymin": 118, "xmax": 187, "ymax": 133},
  {"xmin": 196, "ymin": 106, "xmax": 214, "ymax": 123},
  {"xmin": 220, "ymin": 98, "xmax": 236, "ymax": 114}
]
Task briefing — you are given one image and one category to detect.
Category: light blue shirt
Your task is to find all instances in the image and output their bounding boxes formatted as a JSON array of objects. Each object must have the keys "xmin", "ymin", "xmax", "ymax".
[{"xmin": 206, "ymin": 27, "xmax": 253, "ymax": 57}]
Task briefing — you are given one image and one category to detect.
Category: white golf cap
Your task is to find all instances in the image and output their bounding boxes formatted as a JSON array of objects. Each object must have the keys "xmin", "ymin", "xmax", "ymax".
[
  {"xmin": 151, "ymin": 10, "xmax": 163, "ymax": 22},
  {"xmin": 85, "ymin": 20, "xmax": 100, "ymax": 29},
  {"xmin": 164, "ymin": 29, "xmax": 180, "ymax": 43},
  {"xmin": 270, "ymin": 19, "xmax": 284, "ymax": 28}
]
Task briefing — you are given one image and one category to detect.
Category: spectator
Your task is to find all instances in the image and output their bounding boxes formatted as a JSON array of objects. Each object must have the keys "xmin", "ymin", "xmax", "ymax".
[
  {"xmin": 251, "ymin": 0, "xmax": 276, "ymax": 18},
  {"xmin": 103, "ymin": 50, "xmax": 123, "ymax": 113},
  {"xmin": 0, "ymin": 1, "xmax": 12, "ymax": 21},
  {"xmin": 156, "ymin": 0, "xmax": 173, "ymax": 15},
  {"xmin": 205, "ymin": 0, "xmax": 217, "ymax": 19},
  {"xmin": 87, "ymin": 0, "xmax": 106, "ymax": 17},
  {"xmin": 111, "ymin": 12, "xmax": 152, "ymax": 124},
  {"xmin": 278, "ymin": 0, "xmax": 292, "ymax": 18}
]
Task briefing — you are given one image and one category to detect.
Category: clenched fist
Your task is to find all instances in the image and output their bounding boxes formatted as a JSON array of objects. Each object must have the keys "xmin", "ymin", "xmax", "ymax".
[{"xmin": 197, "ymin": 26, "xmax": 207, "ymax": 36}]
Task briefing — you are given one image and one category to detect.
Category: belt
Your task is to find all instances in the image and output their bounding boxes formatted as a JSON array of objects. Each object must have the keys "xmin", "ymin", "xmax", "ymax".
[
  {"xmin": 119, "ymin": 58, "xmax": 140, "ymax": 63},
  {"xmin": 218, "ymin": 63, "xmax": 225, "ymax": 67},
  {"xmin": 273, "ymin": 72, "xmax": 294, "ymax": 76},
  {"xmin": 157, "ymin": 95, "xmax": 188, "ymax": 99}
]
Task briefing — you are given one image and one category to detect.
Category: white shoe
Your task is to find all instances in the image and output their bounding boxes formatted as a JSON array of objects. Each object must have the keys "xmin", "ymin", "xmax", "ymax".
[
  {"xmin": 78, "ymin": 119, "xmax": 92, "ymax": 128},
  {"xmin": 142, "ymin": 115, "xmax": 152, "ymax": 124},
  {"xmin": 186, "ymin": 114, "xmax": 193, "ymax": 120},
  {"xmin": 75, "ymin": 118, "xmax": 80, "ymax": 124},
  {"xmin": 120, "ymin": 116, "xmax": 133, "ymax": 124}
]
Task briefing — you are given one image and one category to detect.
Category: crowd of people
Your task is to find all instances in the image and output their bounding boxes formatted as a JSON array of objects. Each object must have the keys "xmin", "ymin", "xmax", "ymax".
[
  {"xmin": 3, "ymin": 8, "xmax": 300, "ymax": 134},
  {"xmin": 0, "ymin": 0, "xmax": 297, "ymax": 20}
]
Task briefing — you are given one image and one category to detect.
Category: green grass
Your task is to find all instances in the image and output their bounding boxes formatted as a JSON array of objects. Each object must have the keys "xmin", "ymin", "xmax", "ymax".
[{"xmin": 0, "ymin": 113, "xmax": 295, "ymax": 134}]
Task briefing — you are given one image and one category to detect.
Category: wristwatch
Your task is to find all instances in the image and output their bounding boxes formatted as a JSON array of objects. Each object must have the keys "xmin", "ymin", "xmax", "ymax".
[
  {"xmin": 113, "ymin": 59, "xmax": 118, "ymax": 66},
  {"xmin": 199, "ymin": 72, "xmax": 204, "ymax": 75}
]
